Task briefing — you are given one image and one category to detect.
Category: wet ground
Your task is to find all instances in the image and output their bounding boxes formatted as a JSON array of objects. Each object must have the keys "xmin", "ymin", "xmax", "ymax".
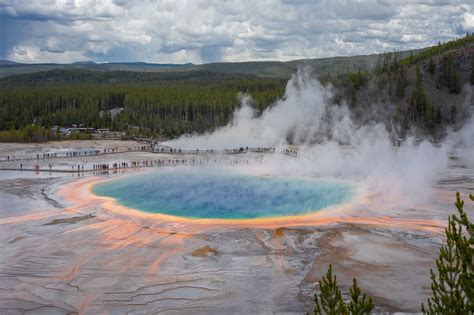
[{"xmin": 0, "ymin": 141, "xmax": 472, "ymax": 314}]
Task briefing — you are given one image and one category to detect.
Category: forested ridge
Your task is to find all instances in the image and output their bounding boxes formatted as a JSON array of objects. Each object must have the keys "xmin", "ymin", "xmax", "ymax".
[
  {"xmin": 0, "ymin": 34, "xmax": 472, "ymax": 142},
  {"xmin": 0, "ymin": 69, "xmax": 258, "ymax": 86},
  {"xmin": 0, "ymin": 76, "xmax": 286, "ymax": 141},
  {"xmin": 324, "ymin": 33, "xmax": 474, "ymax": 139}
]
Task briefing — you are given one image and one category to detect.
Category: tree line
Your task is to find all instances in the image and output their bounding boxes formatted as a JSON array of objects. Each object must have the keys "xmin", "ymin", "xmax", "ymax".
[
  {"xmin": 0, "ymin": 77, "xmax": 286, "ymax": 142},
  {"xmin": 0, "ymin": 69, "xmax": 259, "ymax": 86}
]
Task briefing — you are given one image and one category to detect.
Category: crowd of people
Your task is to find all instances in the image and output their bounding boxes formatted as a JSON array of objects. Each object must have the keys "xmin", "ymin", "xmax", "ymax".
[
  {"xmin": 284, "ymin": 149, "xmax": 298, "ymax": 156},
  {"xmin": 155, "ymin": 146, "xmax": 276, "ymax": 155},
  {"xmin": 0, "ymin": 145, "xmax": 152, "ymax": 163},
  {"xmin": 1, "ymin": 145, "xmax": 283, "ymax": 163},
  {"xmin": 1, "ymin": 144, "xmax": 298, "ymax": 174},
  {"xmin": 9, "ymin": 157, "xmax": 264, "ymax": 174}
]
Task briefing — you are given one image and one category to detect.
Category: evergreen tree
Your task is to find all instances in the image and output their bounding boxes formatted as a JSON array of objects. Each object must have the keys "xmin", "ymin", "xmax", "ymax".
[
  {"xmin": 410, "ymin": 66, "xmax": 428, "ymax": 122},
  {"xmin": 424, "ymin": 102, "xmax": 434, "ymax": 130},
  {"xmin": 395, "ymin": 65, "xmax": 407, "ymax": 98},
  {"xmin": 314, "ymin": 265, "xmax": 347, "ymax": 315},
  {"xmin": 421, "ymin": 192, "xmax": 474, "ymax": 314},
  {"xmin": 428, "ymin": 57, "xmax": 435, "ymax": 75},
  {"xmin": 348, "ymin": 278, "xmax": 374, "ymax": 314},
  {"xmin": 452, "ymin": 193, "xmax": 474, "ymax": 308},
  {"xmin": 470, "ymin": 58, "xmax": 474, "ymax": 85},
  {"xmin": 442, "ymin": 53, "xmax": 460, "ymax": 93},
  {"xmin": 450, "ymin": 104, "xmax": 457, "ymax": 125},
  {"xmin": 313, "ymin": 265, "xmax": 373, "ymax": 315},
  {"xmin": 434, "ymin": 107, "xmax": 442, "ymax": 125}
]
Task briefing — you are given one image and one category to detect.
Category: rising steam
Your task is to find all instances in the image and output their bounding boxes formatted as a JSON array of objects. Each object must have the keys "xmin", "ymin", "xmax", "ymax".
[
  {"xmin": 167, "ymin": 68, "xmax": 473, "ymax": 211},
  {"xmin": 168, "ymin": 70, "xmax": 334, "ymax": 149}
]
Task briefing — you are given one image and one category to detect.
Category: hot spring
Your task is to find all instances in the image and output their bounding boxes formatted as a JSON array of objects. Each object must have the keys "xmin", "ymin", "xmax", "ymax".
[{"xmin": 93, "ymin": 169, "xmax": 355, "ymax": 219}]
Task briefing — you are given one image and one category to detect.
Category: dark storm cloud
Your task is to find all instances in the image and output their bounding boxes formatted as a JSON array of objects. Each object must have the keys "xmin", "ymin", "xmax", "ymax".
[{"xmin": 0, "ymin": 0, "xmax": 472, "ymax": 63}]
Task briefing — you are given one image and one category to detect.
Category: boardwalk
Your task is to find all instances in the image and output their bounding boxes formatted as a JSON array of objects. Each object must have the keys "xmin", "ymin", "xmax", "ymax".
[
  {"xmin": 153, "ymin": 146, "xmax": 277, "ymax": 155},
  {"xmin": 0, "ymin": 158, "xmax": 263, "ymax": 174},
  {"xmin": 1, "ymin": 145, "xmax": 288, "ymax": 163},
  {"xmin": 0, "ymin": 143, "xmax": 298, "ymax": 174},
  {"xmin": 0, "ymin": 145, "xmax": 153, "ymax": 163}
]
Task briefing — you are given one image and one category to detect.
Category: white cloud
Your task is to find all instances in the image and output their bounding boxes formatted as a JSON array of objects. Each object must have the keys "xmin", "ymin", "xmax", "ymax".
[
  {"xmin": 462, "ymin": 11, "xmax": 474, "ymax": 30},
  {"xmin": 0, "ymin": 0, "xmax": 472, "ymax": 63},
  {"xmin": 9, "ymin": 45, "xmax": 88, "ymax": 63}
]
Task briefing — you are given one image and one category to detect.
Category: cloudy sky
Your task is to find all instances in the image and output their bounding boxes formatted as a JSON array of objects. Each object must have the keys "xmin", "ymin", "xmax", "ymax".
[{"xmin": 0, "ymin": 0, "xmax": 472, "ymax": 64}]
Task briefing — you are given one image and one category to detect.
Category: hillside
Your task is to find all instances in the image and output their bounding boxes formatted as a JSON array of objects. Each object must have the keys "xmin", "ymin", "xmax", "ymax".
[
  {"xmin": 0, "ymin": 49, "xmax": 421, "ymax": 86},
  {"xmin": 333, "ymin": 36, "xmax": 474, "ymax": 139},
  {"xmin": 0, "ymin": 62, "xmax": 194, "ymax": 78},
  {"xmin": 0, "ymin": 49, "xmax": 417, "ymax": 79}
]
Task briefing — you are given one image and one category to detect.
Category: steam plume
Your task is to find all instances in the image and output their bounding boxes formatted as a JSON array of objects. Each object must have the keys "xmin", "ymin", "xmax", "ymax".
[{"xmin": 167, "ymin": 68, "xmax": 473, "ymax": 210}]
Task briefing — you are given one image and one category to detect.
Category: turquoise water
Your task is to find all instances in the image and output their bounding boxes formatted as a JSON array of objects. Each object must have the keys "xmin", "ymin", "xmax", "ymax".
[{"xmin": 93, "ymin": 170, "xmax": 354, "ymax": 219}]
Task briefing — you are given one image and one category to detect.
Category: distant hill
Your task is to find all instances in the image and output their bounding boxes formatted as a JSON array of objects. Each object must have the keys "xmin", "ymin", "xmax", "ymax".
[
  {"xmin": 72, "ymin": 61, "xmax": 97, "ymax": 65},
  {"xmin": 0, "ymin": 49, "xmax": 420, "ymax": 79},
  {"xmin": 0, "ymin": 61, "xmax": 195, "ymax": 78},
  {"xmin": 0, "ymin": 60, "xmax": 21, "ymax": 65},
  {"xmin": 0, "ymin": 69, "xmax": 258, "ymax": 86}
]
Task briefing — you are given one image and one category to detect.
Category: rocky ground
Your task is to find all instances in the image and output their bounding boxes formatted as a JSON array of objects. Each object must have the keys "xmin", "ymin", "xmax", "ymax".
[{"xmin": 0, "ymin": 141, "xmax": 472, "ymax": 314}]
